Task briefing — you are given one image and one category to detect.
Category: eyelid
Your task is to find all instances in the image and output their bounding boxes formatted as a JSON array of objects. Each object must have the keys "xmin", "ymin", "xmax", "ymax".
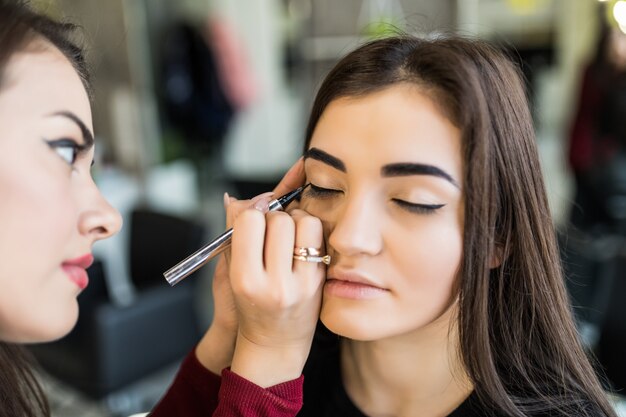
[
  {"xmin": 392, "ymin": 198, "xmax": 445, "ymax": 214},
  {"xmin": 45, "ymin": 138, "xmax": 89, "ymax": 165},
  {"xmin": 306, "ymin": 183, "xmax": 342, "ymax": 198},
  {"xmin": 306, "ymin": 183, "xmax": 445, "ymax": 215}
]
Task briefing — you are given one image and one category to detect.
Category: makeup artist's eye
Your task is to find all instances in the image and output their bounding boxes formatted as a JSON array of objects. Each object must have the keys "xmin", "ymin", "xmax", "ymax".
[
  {"xmin": 306, "ymin": 183, "xmax": 342, "ymax": 199},
  {"xmin": 392, "ymin": 199, "xmax": 445, "ymax": 214},
  {"xmin": 45, "ymin": 138, "xmax": 86, "ymax": 166}
]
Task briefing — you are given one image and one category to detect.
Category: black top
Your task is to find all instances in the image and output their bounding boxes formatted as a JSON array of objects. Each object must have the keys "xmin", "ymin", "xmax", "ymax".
[
  {"xmin": 298, "ymin": 329, "xmax": 487, "ymax": 417},
  {"xmin": 297, "ymin": 326, "xmax": 608, "ymax": 417}
]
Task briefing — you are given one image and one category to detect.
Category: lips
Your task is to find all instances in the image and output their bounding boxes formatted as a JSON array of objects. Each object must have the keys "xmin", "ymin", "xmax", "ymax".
[
  {"xmin": 62, "ymin": 254, "xmax": 94, "ymax": 290},
  {"xmin": 325, "ymin": 269, "xmax": 389, "ymax": 300}
]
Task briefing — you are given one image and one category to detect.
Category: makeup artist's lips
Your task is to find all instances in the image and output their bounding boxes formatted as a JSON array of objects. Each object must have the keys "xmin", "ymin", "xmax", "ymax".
[
  {"xmin": 62, "ymin": 254, "xmax": 94, "ymax": 290},
  {"xmin": 324, "ymin": 270, "xmax": 389, "ymax": 300}
]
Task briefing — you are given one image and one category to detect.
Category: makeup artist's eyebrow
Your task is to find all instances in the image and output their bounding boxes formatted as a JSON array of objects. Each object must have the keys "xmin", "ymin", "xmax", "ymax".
[
  {"xmin": 382, "ymin": 163, "xmax": 459, "ymax": 188},
  {"xmin": 49, "ymin": 111, "xmax": 94, "ymax": 148},
  {"xmin": 304, "ymin": 147, "xmax": 346, "ymax": 172}
]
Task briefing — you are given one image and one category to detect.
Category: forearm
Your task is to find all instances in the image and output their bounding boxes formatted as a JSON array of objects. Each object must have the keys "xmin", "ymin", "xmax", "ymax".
[
  {"xmin": 230, "ymin": 332, "xmax": 311, "ymax": 388},
  {"xmin": 195, "ymin": 324, "xmax": 237, "ymax": 374}
]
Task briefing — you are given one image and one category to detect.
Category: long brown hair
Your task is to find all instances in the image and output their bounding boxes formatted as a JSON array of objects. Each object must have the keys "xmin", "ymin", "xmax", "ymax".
[
  {"xmin": 0, "ymin": 1, "xmax": 90, "ymax": 416},
  {"xmin": 304, "ymin": 34, "xmax": 617, "ymax": 417}
]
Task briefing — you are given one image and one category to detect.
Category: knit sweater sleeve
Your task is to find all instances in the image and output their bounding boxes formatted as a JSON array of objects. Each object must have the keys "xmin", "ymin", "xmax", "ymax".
[
  {"xmin": 149, "ymin": 348, "xmax": 304, "ymax": 417},
  {"xmin": 214, "ymin": 369, "xmax": 303, "ymax": 416},
  {"xmin": 148, "ymin": 349, "xmax": 221, "ymax": 416}
]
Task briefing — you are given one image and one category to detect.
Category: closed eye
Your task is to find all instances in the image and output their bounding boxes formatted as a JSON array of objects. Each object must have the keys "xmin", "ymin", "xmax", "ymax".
[
  {"xmin": 392, "ymin": 199, "xmax": 445, "ymax": 214},
  {"xmin": 306, "ymin": 183, "xmax": 342, "ymax": 199}
]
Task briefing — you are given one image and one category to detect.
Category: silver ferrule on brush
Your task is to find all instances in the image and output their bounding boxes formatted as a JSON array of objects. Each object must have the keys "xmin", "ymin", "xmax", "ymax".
[
  {"xmin": 163, "ymin": 185, "xmax": 308, "ymax": 286},
  {"xmin": 163, "ymin": 228, "xmax": 233, "ymax": 286}
]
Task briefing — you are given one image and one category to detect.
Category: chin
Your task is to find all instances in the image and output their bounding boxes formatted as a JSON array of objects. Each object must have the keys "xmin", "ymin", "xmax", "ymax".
[
  {"xmin": 49, "ymin": 303, "xmax": 80, "ymax": 341},
  {"xmin": 320, "ymin": 306, "xmax": 382, "ymax": 341},
  {"xmin": 27, "ymin": 301, "xmax": 79, "ymax": 343}
]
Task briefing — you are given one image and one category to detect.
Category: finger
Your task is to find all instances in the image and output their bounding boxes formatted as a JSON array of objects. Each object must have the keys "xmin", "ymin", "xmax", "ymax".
[
  {"xmin": 290, "ymin": 209, "xmax": 326, "ymax": 277},
  {"xmin": 224, "ymin": 192, "xmax": 273, "ymax": 266},
  {"xmin": 225, "ymin": 192, "xmax": 274, "ymax": 228},
  {"xmin": 263, "ymin": 211, "xmax": 296, "ymax": 278},
  {"xmin": 230, "ymin": 209, "xmax": 266, "ymax": 292},
  {"xmin": 272, "ymin": 157, "xmax": 305, "ymax": 197}
]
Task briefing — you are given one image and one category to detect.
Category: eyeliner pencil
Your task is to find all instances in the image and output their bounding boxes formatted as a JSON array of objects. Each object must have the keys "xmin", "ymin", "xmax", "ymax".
[{"xmin": 163, "ymin": 184, "xmax": 309, "ymax": 286}]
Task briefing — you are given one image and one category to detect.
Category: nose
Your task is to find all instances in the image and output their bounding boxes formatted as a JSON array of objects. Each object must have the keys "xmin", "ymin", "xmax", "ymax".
[
  {"xmin": 78, "ymin": 183, "xmax": 123, "ymax": 242},
  {"xmin": 327, "ymin": 194, "xmax": 383, "ymax": 258}
]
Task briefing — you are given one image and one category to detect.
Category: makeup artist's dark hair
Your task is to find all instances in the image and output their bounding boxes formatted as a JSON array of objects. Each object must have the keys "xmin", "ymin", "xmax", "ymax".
[
  {"xmin": 304, "ymin": 34, "xmax": 617, "ymax": 417},
  {"xmin": 0, "ymin": 0, "xmax": 90, "ymax": 97},
  {"xmin": 0, "ymin": 1, "xmax": 90, "ymax": 416}
]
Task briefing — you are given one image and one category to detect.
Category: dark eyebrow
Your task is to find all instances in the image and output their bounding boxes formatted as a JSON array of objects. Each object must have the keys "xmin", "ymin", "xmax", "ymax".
[
  {"xmin": 50, "ymin": 111, "xmax": 94, "ymax": 148},
  {"xmin": 304, "ymin": 147, "xmax": 346, "ymax": 172},
  {"xmin": 382, "ymin": 163, "xmax": 459, "ymax": 188},
  {"xmin": 305, "ymin": 147, "xmax": 459, "ymax": 188}
]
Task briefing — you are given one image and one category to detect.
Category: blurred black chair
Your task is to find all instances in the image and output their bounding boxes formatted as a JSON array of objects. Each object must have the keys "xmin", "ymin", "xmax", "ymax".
[
  {"xmin": 29, "ymin": 208, "xmax": 206, "ymax": 399},
  {"xmin": 595, "ymin": 252, "xmax": 626, "ymax": 393}
]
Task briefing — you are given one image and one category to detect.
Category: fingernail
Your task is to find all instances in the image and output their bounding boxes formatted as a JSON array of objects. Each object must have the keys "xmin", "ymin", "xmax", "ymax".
[
  {"xmin": 254, "ymin": 197, "xmax": 272, "ymax": 212},
  {"xmin": 223, "ymin": 192, "xmax": 231, "ymax": 208}
]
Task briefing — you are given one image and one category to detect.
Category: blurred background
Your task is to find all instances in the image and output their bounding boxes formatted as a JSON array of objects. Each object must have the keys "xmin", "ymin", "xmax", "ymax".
[{"xmin": 21, "ymin": 0, "xmax": 626, "ymax": 415}]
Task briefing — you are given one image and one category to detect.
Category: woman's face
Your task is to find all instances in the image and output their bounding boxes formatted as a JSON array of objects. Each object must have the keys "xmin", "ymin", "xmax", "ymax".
[
  {"xmin": 302, "ymin": 85, "xmax": 464, "ymax": 341},
  {"xmin": 0, "ymin": 41, "xmax": 122, "ymax": 343}
]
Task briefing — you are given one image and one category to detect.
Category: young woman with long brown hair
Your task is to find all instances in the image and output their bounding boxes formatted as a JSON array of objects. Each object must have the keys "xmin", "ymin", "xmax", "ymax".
[{"xmin": 150, "ymin": 34, "xmax": 619, "ymax": 417}]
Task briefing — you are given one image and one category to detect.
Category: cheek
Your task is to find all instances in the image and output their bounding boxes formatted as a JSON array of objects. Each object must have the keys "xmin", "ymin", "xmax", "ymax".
[
  {"xmin": 390, "ymin": 217, "xmax": 464, "ymax": 307},
  {"xmin": 0, "ymin": 160, "xmax": 78, "ymax": 341},
  {"xmin": 0, "ymin": 164, "xmax": 75, "ymax": 260}
]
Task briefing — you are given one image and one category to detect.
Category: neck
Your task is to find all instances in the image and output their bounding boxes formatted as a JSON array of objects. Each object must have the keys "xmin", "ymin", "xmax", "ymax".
[{"xmin": 340, "ymin": 306, "xmax": 473, "ymax": 417}]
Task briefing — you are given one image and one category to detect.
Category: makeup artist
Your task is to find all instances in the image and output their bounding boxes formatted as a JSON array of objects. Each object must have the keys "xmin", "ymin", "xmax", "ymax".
[
  {"xmin": 0, "ymin": 1, "xmax": 303, "ymax": 416},
  {"xmin": 0, "ymin": 1, "xmax": 121, "ymax": 415},
  {"xmin": 150, "ymin": 35, "xmax": 619, "ymax": 417}
]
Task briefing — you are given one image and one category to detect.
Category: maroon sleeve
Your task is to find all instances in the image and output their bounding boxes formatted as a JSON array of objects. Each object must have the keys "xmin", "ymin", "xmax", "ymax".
[
  {"xmin": 568, "ymin": 66, "xmax": 602, "ymax": 173},
  {"xmin": 149, "ymin": 349, "xmax": 221, "ymax": 416},
  {"xmin": 214, "ymin": 369, "xmax": 303, "ymax": 416},
  {"xmin": 149, "ymin": 349, "xmax": 304, "ymax": 417}
]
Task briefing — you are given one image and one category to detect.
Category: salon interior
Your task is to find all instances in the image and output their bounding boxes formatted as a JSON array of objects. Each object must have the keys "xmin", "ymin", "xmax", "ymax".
[{"xmin": 23, "ymin": 0, "xmax": 626, "ymax": 415}]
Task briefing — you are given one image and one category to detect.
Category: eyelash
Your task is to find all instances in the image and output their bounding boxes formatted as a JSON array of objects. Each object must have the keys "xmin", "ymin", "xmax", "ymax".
[
  {"xmin": 306, "ymin": 184, "xmax": 445, "ymax": 214},
  {"xmin": 45, "ymin": 138, "xmax": 88, "ymax": 166},
  {"xmin": 391, "ymin": 199, "xmax": 445, "ymax": 214},
  {"xmin": 307, "ymin": 183, "xmax": 341, "ymax": 199}
]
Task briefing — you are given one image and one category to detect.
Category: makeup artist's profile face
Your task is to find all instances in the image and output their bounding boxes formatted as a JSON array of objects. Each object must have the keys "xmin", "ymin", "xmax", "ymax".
[
  {"xmin": 302, "ymin": 84, "xmax": 464, "ymax": 341},
  {"xmin": 0, "ymin": 40, "xmax": 121, "ymax": 343}
]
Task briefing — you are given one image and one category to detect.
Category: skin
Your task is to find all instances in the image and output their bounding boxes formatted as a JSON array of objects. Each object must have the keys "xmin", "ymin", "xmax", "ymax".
[
  {"xmin": 0, "ymin": 40, "xmax": 122, "ymax": 343},
  {"xmin": 301, "ymin": 85, "xmax": 471, "ymax": 416}
]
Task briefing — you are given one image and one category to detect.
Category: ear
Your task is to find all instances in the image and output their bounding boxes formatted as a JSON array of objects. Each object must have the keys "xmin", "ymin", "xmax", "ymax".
[{"xmin": 489, "ymin": 245, "xmax": 504, "ymax": 269}]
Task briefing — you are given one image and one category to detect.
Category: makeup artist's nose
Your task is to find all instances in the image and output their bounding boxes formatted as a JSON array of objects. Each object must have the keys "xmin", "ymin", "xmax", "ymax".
[
  {"xmin": 328, "ymin": 195, "xmax": 382, "ymax": 257},
  {"xmin": 78, "ymin": 185, "xmax": 123, "ymax": 242}
]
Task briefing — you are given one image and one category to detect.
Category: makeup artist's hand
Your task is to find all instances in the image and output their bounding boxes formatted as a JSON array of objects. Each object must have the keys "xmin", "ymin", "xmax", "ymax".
[
  {"xmin": 195, "ymin": 158, "xmax": 306, "ymax": 375},
  {"xmin": 227, "ymin": 195, "xmax": 325, "ymax": 388}
]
